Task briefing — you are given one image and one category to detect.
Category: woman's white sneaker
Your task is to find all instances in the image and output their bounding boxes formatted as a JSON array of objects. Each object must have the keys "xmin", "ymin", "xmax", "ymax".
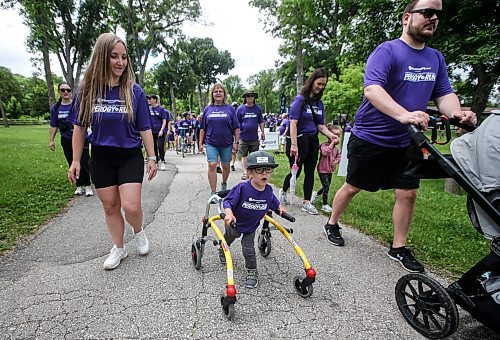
[
  {"xmin": 74, "ymin": 186, "xmax": 84, "ymax": 195},
  {"xmin": 135, "ymin": 230, "xmax": 149, "ymax": 255},
  {"xmin": 301, "ymin": 203, "xmax": 318, "ymax": 215},
  {"xmin": 85, "ymin": 186, "xmax": 94, "ymax": 196},
  {"xmin": 321, "ymin": 204, "xmax": 332, "ymax": 213},
  {"xmin": 103, "ymin": 245, "xmax": 128, "ymax": 270}
]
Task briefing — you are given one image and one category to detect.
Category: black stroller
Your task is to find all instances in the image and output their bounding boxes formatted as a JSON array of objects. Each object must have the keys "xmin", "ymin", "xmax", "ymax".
[{"xmin": 394, "ymin": 112, "xmax": 500, "ymax": 338}]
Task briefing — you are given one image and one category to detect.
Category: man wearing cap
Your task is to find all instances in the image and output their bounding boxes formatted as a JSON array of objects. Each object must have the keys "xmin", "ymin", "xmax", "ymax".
[
  {"xmin": 147, "ymin": 95, "xmax": 170, "ymax": 170},
  {"xmin": 237, "ymin": 90, "xmax": 265, "ymax": 180}
]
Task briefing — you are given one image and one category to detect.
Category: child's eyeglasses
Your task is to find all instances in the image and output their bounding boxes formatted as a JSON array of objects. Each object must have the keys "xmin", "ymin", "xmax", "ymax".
[{"xmin": 253, "ymin": 167, "xmax": 274, "ymax": 174}]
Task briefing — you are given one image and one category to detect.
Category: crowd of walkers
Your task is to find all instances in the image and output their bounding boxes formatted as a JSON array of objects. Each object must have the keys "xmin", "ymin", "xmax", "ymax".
[{"xmin": 48, "ymin": 0, "xmax": 479, "ymax": 278}]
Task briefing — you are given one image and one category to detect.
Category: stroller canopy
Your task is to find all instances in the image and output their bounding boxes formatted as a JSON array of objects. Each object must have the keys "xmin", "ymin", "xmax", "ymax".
[{"xmin": 451, "ymin": 112, "xmax": 500, "ymax": 193}]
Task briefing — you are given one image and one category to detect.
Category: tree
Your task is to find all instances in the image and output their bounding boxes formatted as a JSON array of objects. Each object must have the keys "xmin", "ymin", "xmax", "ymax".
[
  {"xmin": 248, "ymin": 69, "xmax": 278, "ymax": 113},
  {"xmin": 5, "ymin": 96, "xmax": 22, "ymax": 119},
  {"xmin": 0, "ymin": 66, "xmax": 23, "ymax": 104},
  {"xmin": 178, "ymin": 37, "xmax": 235, "ymax": 111},
  {"xmin": 112, "ymin": 0, "xmax": 201, "ymax": 85},
  {"xmin": 222, "ymin": 75, "xmax": 245, "ymax": 104},
  {"xmin": 322, "ymin": 64, "xmax": 365, "ymax": 123}
]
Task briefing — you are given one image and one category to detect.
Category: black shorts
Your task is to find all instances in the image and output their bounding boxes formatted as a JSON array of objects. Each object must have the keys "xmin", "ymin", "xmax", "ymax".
[
  {"xmin": 89, "ymin": 146, "xmax": 144, "ymax": 189},
  {"xmin": 346, "ymin": 134, "xmax": 419, "ymax": 192}
]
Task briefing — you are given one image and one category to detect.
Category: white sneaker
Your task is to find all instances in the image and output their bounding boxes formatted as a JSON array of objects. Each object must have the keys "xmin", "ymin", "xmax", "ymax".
[
  {"xmin": 321, "ymin": 204, "xmax": 333, "ymax": 213},
  {"xmin": 135, "ymin": 229, "xmax": 149, "ymax": 255},
  {"xmin": 301, "ymin": 203, "xmax": 318, "ymax": 215},
  {"xmin": 159, "ymin": 162, "xmax": 166, "ymax": 171},
  {"xmin": 103, "ymin": 245, "xmax": 128, "ymax": 270},
  {"xmin": 278, "ymin": 189, "xmax": 288, "ymax": 204},
  {"xmin": 85, "ymin": 186, "xmax": 94, "ymax": 196},
  {"xmin": 311, "ymin": 191, "xmax": 318, "ymax": 204},
  {"xmin": 74, "ymin": 186, "xmax": 84, "ymax": 195}
]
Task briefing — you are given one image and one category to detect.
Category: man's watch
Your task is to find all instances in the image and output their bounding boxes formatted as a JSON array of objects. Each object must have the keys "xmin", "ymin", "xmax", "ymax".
[{"xmin": 147, "ymin": 156, "xmax": 157, "ymax": 162}]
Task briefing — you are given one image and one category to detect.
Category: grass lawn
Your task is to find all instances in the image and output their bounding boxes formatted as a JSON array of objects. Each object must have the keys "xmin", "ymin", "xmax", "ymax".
[
  {"xmin": 270, "ymin": 136, "xmax": 490, "ymax": 277},
  {"xmin": 0, "ymin": 125, "xmax": 74, "ymax": 252}
]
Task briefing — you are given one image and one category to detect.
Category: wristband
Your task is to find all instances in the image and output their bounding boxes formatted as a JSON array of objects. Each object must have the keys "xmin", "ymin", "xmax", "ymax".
[{"xmin": 147, "ymin": 156, "xmax": 157, "ymax": 162}]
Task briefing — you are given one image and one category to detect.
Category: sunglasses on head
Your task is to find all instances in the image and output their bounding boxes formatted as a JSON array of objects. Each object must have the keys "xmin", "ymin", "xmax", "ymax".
[
  {"xmin": 409, "ymin": 8, "xmax": 444, "ymax": 19},
  {"xmin": 59, "ymin": 88, "xmax": 72, "ymax": 93},
  {"xmin": 253, "ymin": 167, "xmax": 274, "ymax": 174}
]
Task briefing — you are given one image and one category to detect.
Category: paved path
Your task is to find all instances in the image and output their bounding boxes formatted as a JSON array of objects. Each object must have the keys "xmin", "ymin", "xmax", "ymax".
[{"xmin": 0, "ymin": 151, "xmax": 496, "ymax": 339}]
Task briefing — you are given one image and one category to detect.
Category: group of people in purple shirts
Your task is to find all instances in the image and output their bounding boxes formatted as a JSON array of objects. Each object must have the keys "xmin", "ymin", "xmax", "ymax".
[{"xmin": 48, "ymin": 1, "xmax": 478, "ymax": 285}]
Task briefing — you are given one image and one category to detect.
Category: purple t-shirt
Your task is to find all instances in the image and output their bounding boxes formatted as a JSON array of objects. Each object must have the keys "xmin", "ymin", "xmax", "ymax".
[
  {"xmin": 289, "ymin": 94, "xmax": 325, "ymax": 135},
  {"xmin": 279, "ymin": 118, "xmax": 289, "ymax": 135},
  {"xmin": 223, "ymin": 181, "xmax": 280, "ymax": 234},
  {"xmin": 353, "ymin": 39, "xmax": 454, "ymax": 147},
  {"xmin": 237, "ymin": 104, "xmax": 264, "ymax": 141},
  {"xmin": 50, "ymin": 102, "xmax": 74, "ymax": 140},
  {"xmin": 149, "ymin": 105, "xmax": 168, "ymax": 134},
  {"xmin": 74, "ymin": 83, "xmax": 151, "ymax": 148},
  {"xmin": 201, "ymin": 104, "xmax": 240, "ymax": 147}
]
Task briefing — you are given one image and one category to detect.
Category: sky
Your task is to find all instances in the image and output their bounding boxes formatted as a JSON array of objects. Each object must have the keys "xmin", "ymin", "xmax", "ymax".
[{"xmin": 0, "ymin": 0, "xmax": 282, "ymax": 85}]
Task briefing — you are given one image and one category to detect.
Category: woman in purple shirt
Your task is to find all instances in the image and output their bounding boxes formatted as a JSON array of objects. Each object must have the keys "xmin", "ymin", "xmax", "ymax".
[
  {"xmin": 279, "ymin": 68, "xmax": 338, "ymax": 215},
  {"xmin": 199, "ymin": 83, "xmax": 240, "ymax": 195},
  {"xmin": 49, "ymin": 83, "xmax": 93, "ymax": 196},
  {"xmin": 68, "ymin": 33, "xmax": 157, "ymax": 270}
]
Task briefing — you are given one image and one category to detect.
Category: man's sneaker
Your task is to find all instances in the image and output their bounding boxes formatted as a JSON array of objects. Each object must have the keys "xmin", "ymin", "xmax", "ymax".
[
  {"xmin": 74, "ymin": 186, "xmax": 84, "ymax": 195},
  {"xmin": 85, "ymin": 186, "xmax": 94, "ymax": 197},
  {"xmin": 218, "ymin": 247, "xmax": 226, "ymax": 264},
  {"xmin": 311, "ymin": 191, "xmax": 318, "ymax": 204},
  {"xmin": 103, "ymin": 245, "xmax": 128, "ymax": 270},
  {"xmin": 231, "ymin": 164, "xmax": 236, "ymax": 171},
  {"xmin": 220, "ymin": 182, "xmax": 228, "ymax": 191},
  {"xmin": 323, "ymin": 223, "xmax": 345, "ymax": 246},
  {"xmin": 135, "ymin": 229, "xmax": 149, "ymax": 255},
  {"xmin": 159, "ymin": 162, "xmax": 166, "ymax": 171},
  {"xmin": 246, "ymin": 269, "xmax": 259, "ymax": 289},
  {"xmin": 301, "ymin": 203, "xmax": 318, "ymax": 215},
  {"xmin": 321, "ymin": 204, "xmax": 332, "ymax": 213},
  {"xmin": 278, "ymin": 189, "xmax": 288, "ymax": 204},
  {"xmin": 216, "ymin": 166, "xmax": 222, "ymax": 173},
  {"xmin": 387, "ymin": 246, "xmax": 424, "ymax": 273}
]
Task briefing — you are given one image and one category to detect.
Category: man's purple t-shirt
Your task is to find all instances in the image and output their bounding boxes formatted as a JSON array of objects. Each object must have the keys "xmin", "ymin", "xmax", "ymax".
[
  {"xmin": 74, "ymin": 83, "xmax": 151, "ymax": 148},
  {"xmin": 237, "ymin": 104, "xmax": 264, "ymax": 141},
  {"xmin": 149, "ymin": 105, "xmax": 168, "ymax": 134},
  {"xmin": 223, "ymin": 181, "xmax": 280, "ymax": 234},
  {"xmin": 201, "ymin": 104, "xmax": 240, "ymax": 147},
  {"xmin": 50, "ymin": 103, "xmax": 74, "ymax": 140},
  {"xmin": 353, "ymin": 39, "xmax": 454, "ymax": 147},
  {"xmin": 289, "ymin": 94, "xmax": 325, "ymax": 135},
  {"xmin": 279, "ymin": 118, "xmax": 289, "ymax": 135}
]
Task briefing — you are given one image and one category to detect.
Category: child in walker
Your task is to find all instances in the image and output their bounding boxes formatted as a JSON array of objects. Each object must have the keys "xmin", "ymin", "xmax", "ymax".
[
  {"xmin": 220, "ymin": 150, "xmax": 286, "ymax": 289},
  {"xmin": 311, "ymin": 124, "xmax": 342, "ymax": 213}
]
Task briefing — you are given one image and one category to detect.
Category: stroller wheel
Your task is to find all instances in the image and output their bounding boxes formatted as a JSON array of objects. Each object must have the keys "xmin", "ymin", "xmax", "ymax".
[
  {"xmin": 395, "ymin": 273, "xmax": 458, "ymax": 339},
  {"xmin": 293, "ymin": 275, "xmax": 314, "ymax": 298},
  {"xmin": 257, "ymin": 234, "xmax": 271, "ymax": 257},
  {"xmin": 191, "ymin": 240, "xmax": 202, "ymax": 270},
  {"xmin": 221, "ymin": 296, "xmax": 235, "ymax": 320}
]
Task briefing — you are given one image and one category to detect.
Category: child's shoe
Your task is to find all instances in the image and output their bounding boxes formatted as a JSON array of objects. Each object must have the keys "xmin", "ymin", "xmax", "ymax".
[
  {"xmin": 246, "ymin": 269, "xmax": 259, "ymax": 289},
  {"xmin": 218, "ymin": 247, "xmax": 226, "ymax": 264}
]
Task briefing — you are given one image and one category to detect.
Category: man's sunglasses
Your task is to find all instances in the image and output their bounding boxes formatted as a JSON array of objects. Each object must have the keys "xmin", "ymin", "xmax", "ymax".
[
  {"xmin": 409, "ymin": 8, "xmax": 444, "ymax": 19},
  {"xmin": 59, "ymin": 88, "xmax": 72, "ymax": 93},
  {"xmin": 253, "ymin": 167, "xmax": 274, "ymax": 174}
]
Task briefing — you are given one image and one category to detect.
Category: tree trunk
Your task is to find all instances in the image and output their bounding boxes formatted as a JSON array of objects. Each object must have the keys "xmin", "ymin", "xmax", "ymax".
[
  {"xmin": 295, "ymin": 27, "xmax": 304, "ymax": 93},
  {"xmin": 0, "ymin": 97, "xmax": 9, "ymax": 127},
  {"xmin": 445, "ymin": 178, "xmax": 461, "ymax": 195},
  {"xmin": 169, "ymin": 84, "xmax": 177, "ymax": 116},
  {"xmin": 41, "ymin": 37, "xmax": 56, "ymax": 106},
  {"xmin": 197, "ymin": 83, "xmax": 203, "ymax": 115},
  {"xmin": 471, "ymin": 65, "xmax": 494, "ymax": 117}
]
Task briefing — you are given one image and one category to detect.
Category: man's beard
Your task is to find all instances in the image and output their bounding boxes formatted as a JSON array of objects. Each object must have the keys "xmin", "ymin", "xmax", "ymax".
[{"xmin": 407, "ymin": 17, "xmax": 435, "ymax": 43}]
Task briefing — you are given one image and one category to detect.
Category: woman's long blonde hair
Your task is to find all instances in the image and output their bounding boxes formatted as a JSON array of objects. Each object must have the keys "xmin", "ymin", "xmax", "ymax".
[{"xmin": 78, "ymin": 33, "xmax": 135, "ymax": 127}]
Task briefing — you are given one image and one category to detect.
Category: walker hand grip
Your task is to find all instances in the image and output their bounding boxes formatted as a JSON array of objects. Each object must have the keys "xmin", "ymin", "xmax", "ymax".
[{"xmin": 275, "ymin": 210, "xmax": 295, "ymax": 222}]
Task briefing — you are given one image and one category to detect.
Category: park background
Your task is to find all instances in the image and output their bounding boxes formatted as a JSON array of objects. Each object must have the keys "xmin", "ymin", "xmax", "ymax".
[{"xmin": 0, "ymin": 0, "xmax": 499, "ymax": 277}]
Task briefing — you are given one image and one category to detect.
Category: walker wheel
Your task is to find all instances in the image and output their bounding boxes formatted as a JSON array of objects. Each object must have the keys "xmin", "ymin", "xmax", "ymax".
[
  {"xmin": 293, "ymin": 275, "xmax": 314, "ymax": 298},
  {"xmin": 257, "ymin": 234, "xmax": 271, "ymax": 257},
  {"xmin": 191, "ymin": 240, "xmax": 202, "ymax": 270},
  {"xmin": 221, "ymin": 296, "xmax": 235, "ymax": 320},
  {"xmin": 395, "ymin": 273, "xmax": 458, "ymax": 339}
]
